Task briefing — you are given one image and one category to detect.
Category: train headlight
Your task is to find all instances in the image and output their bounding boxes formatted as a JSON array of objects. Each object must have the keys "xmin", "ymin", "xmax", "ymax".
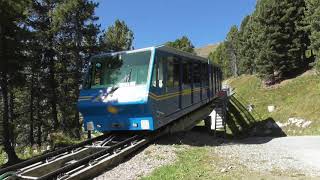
[{"xmin": 140, "ymin": 120, "xmax": 150, "ymax": 130}]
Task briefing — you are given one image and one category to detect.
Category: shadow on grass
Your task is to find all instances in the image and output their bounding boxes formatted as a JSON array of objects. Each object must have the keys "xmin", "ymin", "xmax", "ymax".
[{"xmin": 156, "ymin": 94, "xmax": 286, "ymax": 147}]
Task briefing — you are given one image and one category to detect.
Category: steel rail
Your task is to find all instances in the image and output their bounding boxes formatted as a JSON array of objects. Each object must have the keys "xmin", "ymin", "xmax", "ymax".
[
  {"xmin": 33, "ymin": 135, "xmax": 141, "ymax": 180},
  {"xmin": 0, "ymin": 134, "xmax": 107, "ymax": 175}
]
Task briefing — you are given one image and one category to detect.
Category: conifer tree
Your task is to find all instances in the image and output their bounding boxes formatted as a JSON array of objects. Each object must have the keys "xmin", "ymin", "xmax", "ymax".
[
  {"xmin": 166, "ymin": 36, "xmax": 195, "ymax": 53},
  {"xmin": 51, "ymin": 0, "xmax": 100, "ymax": 137},
  {"xmin": 208, "ymin": 43, "xmax": 232, "ymax": 78},
  {"xmin": 225, "ymin": 25, "xmax": 240, "ymax": 77},
  {"xmin": 305, "ymin": 0, "xmax": 320, "ymax": 72},
  {"xmin": 102, "ymin": 20, "xmax": 134, "ymax": 52},
  {"xmin": 0, "ymin": 0, "xmax": 30, "ymax": 164},
  {"xmin": 255, "ymin": 0, "xmax": 309, "ymax": 82}
]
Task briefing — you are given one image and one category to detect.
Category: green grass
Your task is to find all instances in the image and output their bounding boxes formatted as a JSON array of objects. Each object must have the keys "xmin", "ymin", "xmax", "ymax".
[
  {"xmin": 226, "ymin": 71, "xmax": 320, "ymax": 135},
  {"xmin": 141, "ymin": 148, "xmax": 214, "ymax": 180}
]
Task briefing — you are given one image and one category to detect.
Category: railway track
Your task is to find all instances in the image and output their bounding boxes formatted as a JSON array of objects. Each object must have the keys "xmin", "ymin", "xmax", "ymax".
[
  {"xmin": 0, "ymin": 133, "xmax": 155, "ymax": 180},
  {"xmin": 0, "ymin": 102, "xmax": 218, "ymax": 180}
]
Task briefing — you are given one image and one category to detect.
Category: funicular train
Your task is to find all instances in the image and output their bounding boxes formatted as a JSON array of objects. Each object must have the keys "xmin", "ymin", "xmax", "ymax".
[{"xmin": 77, "ymin": 46, "xmax": 222, "ymax": 132}]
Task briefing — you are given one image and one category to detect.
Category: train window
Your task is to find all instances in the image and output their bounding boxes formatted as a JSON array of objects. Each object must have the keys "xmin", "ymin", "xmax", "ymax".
[
  {"xmin": 173, "ymin": 58, "xmax": 180, "ymax": 88},
  {"xmin": 182, "ymin": 61, "xmax": 191, "ymax": 86},
  {"xmin": 151, "ymin": 55, "xmax": 164, "ymax": 88},
  {"xmin": 203, "ymin": 64, "xmax": 209, "ymax": 87},
  {"xmin": 167, "ymin": 57, "xmax": 174, "ymax": 88},
  {"xmin": 89, "ymin": 51, "xmax": 151, "ymax": 88},
  {"xmin": 193, "ymin": 63, "xmax": 201, "ymax": 87}
]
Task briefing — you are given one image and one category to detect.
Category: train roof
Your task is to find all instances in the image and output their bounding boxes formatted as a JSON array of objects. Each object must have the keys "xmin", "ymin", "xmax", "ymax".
[
  {"xmin": 91, "ymin": 45, "xmax": 214, "ymax": 65},
  {"xmin": 155, "ymin": 45, "xmax": 209, "ymax": 63}
]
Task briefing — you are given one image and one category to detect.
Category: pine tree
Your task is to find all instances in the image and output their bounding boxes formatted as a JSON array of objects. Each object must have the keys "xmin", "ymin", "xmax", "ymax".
[
  {"xmin": 208, "ymin": 43, "xmax": 232, "ymax": 78},
  {"xmin": 102, "ymin": 20, "xmax": 134, "ymax": 52},
  {"xmin": 238, "ymin": 15, "xmax": 259, "ymax": 74},
  {"xmin": 305, "ymin": 0, "xmax": 320, "ymax": 72},
  {"xmin": 0, "ymin": 0, "xmax": 30, "ymax": 164},
  {"xmin": 225, "ymin": 25, "xmax": 240, "ymax": 77},
  {"xmin": 51, "ymin": 0, "xmax": 100, "ymax": 137},
  {"xmin": 255, "ymin": 0, "xmax": 309, "ymax": 82},
  {"xmin": 166, "ymin": 36, "xmax": 195, "ymax": 53},
  {"xmin": 29, "ymin": 0, "xmax": 61, "ymax": 131}
]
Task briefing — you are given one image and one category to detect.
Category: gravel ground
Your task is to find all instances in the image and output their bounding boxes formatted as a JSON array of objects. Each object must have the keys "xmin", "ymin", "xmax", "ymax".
[
  {"xmin": 94, "ymin": 129, "xmax": 320, "ymax": 179},
  {"xmin": 214, "ymin": 136, "xmax": 320, "ymax": 177},
  {"xmin": 94, "ymin": 143, "xmax": 180, "ymax": 180}
]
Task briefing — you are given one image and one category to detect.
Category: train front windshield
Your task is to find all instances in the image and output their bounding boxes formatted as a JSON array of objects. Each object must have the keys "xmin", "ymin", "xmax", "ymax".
[{"xmin": 86, "ymin": 50, "xmax": 152, "ymax": 89}]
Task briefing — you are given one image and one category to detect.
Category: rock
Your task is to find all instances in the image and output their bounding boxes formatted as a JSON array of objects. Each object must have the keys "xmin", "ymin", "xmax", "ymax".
[
  {"xmin": 268, "ymin": 105, "xmax": 275, "ymax": 112},
  {"xmin": 288, "ymin": 117, "xmax": 310, "ymax": 128},
  {"xmin": 276, "ymin": 121, "xmax": 287, "ymax": 128},
  {"xmin": 220, "ymin": 168, "xmax": 227, "ymax": 173},
  {"xmin": 302, "ymin": 121, "xmax": 312, "ymax": 128}
]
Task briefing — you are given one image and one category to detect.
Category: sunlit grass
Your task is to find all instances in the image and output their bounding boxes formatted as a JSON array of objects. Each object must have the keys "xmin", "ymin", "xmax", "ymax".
[{"xmin": 227, "ymin": 71, "xmax": 320, "ymax": 135}]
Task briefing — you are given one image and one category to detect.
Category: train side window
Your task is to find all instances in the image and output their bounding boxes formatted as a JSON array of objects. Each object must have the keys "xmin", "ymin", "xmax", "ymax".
[
  {"xmin": 173, "ymin": 58, "xmax": 180, "ymax": 88},
  {"xmin": 158, "ymin": 60, "xmax": 164, "ymax": 88},
  {"xmin": 151, "ymin": 61, "xmax": 158, "ymax": 88},
  {"xmin": 167, "ymin": 57, "xmax": 174, "ymax": 89},
  {"xmin": 152, "ymin": 55, "xmax": 164, "ymax": 88},
  {"xmin": 193, "ymin": 63, "xmax": 201, "ymax": 87},
  {"xmin": 182, "ymin": 62, "xmax": 190, "ymax": 87},
  {"xmin": 203, "ymin": 64, "xmax": 209, "ymax": 87}
]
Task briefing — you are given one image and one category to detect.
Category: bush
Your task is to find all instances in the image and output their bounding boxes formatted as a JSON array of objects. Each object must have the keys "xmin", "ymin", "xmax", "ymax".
[{"xmin": 49, "ymin": 131, "xmax": 80, "ymax": 148}]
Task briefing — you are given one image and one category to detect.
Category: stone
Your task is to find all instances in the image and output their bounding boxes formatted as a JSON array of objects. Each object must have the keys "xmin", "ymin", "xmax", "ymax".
[{"xmin": 268, "ymin": 105, "xmax": 275, "ymax": 112}]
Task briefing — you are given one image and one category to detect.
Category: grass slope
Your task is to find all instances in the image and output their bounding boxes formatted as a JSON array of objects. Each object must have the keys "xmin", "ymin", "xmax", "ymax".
[{"xmin": 226, "ymin": 71, "xmax": 320, "ymax": 135}]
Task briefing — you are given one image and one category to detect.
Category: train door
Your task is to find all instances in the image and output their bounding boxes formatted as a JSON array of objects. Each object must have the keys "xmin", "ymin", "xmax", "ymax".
[
  {"xmin": 164, "ymin": 54, "xmax": 180, "ymax": 116},
  {"xmin": 151, "ymin": 51, "xmax": 180, "ymax": 119},
  {"xmin": 150, "ymin": 51, "xmax": 165, "ymax": 124}
]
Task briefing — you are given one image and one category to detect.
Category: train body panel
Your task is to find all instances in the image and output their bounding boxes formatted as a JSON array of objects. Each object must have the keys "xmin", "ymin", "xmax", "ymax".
[{"xmin": 77, "ymin": 46, "xmax": 222, "ymax": 132}]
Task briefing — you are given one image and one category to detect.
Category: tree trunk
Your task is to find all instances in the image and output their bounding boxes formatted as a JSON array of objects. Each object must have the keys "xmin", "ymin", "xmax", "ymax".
[
  {"xmin": 36, "ymin": 96, "xmax": 42, "ymax": 146},
  {"xmin": 9, "ymin": 88, "xmax": 15, "ymax": 145},
  {"xmin": 0, "ymin": 77, "xmax": 19, "ymax": 164},
  {"xmin": 73, "ymin": 16, "xmax": 82, "ymax": 139},
  {"xmin": 29, "ymin": 73, "xmax": 35, "ymax": 145},
  {"xmin": 48, "ymin": 54, "xmax": 59, "ymax": 130}
]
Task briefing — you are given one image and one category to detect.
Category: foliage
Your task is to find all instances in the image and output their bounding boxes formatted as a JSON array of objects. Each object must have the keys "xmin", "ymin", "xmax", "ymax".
[
  {"xmin": 255, "ymin": 0, "xmax": 309, "ymax": 82},
  {"xmin": 225, "ymin": 25, "xmax": 240, "ymax": 77},
  {"xmin": 211, "ymin": 0, "xmax": 313, "ymax": 84},
  {"xmin": 0, "ymin": 0, "xmax": 31, "ymax": 163},
  {"xmin": 0, "ymin": 0, "xmax": 134, "ymax": 165},
  {"xmin": 305, "ymin": 0, "xmax": 320, "ymax": 72},
  {"xmin": 208, "ymin": 43, "xmax": 232, "ymax": 78},
  {"xmin": 166, "ymin": 36, "xmax": 195, "ymax": 53},
  {"xmin": 101, "ymin": 19, "xmax": 134, "ymax": 52}
]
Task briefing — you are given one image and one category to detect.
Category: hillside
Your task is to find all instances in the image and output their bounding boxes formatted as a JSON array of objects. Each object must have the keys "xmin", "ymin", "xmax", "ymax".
[
  {"xmin": 226, "ymin": 70, "xmax": 320, "ymax": 136},
  {"xmin": 195, "ymin": 44, "xmax": 218, "ymax": 58}
]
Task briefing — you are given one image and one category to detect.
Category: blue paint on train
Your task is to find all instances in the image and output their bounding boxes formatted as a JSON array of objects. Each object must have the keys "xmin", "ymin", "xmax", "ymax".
[{"xmin": 77, "ymin": 46, "xmax": 222, "ymax": 132}]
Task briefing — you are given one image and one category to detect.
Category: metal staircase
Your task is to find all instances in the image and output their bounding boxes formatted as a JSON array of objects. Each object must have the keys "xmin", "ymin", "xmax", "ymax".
[{"xmin": 206, "ymin": 93, "xmax": 228, "ymax": 137}]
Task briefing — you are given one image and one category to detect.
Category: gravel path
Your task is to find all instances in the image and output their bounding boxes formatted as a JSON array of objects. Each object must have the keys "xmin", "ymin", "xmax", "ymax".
[{"xmin": 214, "ymin": 136, "xmax": 320, "ymax": 177}]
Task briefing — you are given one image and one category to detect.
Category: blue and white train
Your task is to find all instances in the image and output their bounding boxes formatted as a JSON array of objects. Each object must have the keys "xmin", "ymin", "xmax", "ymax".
[{"xmin": 77, "ymin": 46, "xmax": 222, "ymax": 132}]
